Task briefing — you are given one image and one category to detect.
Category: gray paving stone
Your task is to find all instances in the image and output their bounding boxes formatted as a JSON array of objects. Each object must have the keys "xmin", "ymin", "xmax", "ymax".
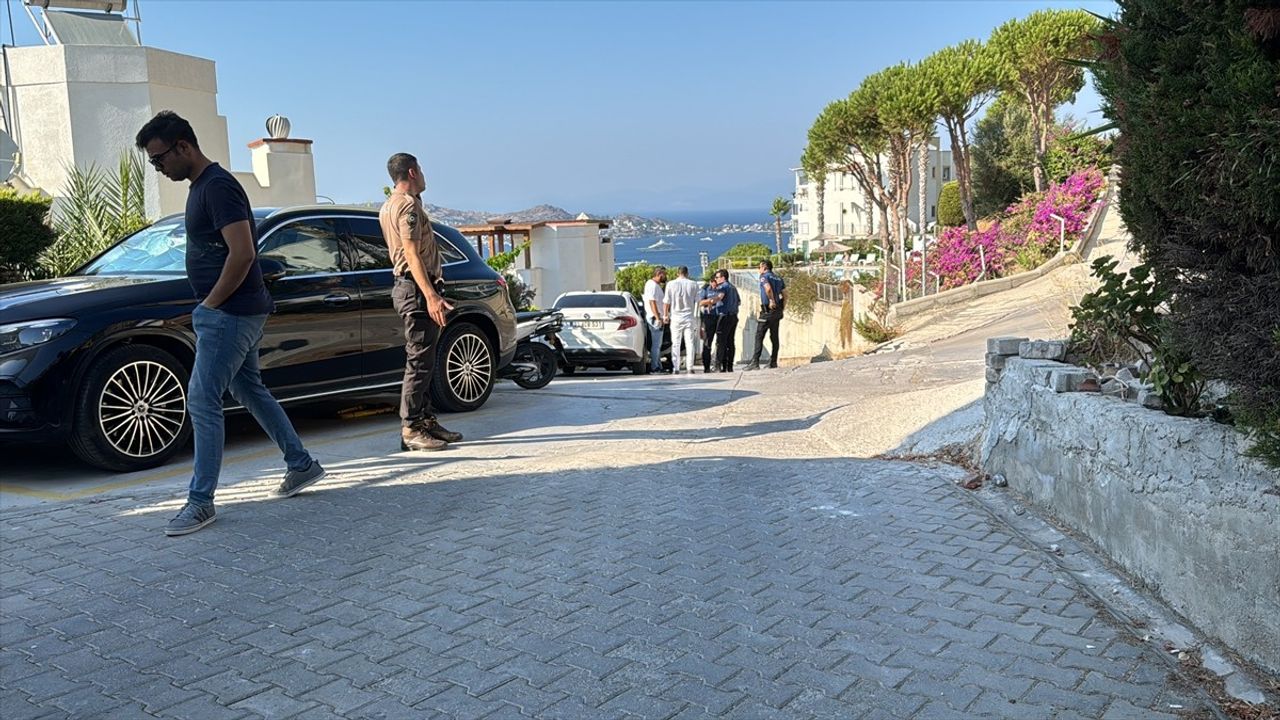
[
  {"xmin": 227, "ymin": 686, "xmax": 319, "ymax": 718},
  {"xmin": 0, "ymin": 457, "xmax": 1218, "ymax": 719}
]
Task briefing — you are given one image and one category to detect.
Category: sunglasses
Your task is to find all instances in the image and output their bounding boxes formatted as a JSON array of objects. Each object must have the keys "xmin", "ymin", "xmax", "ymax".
[{"xmin": 148, "ymin": 144, "xmax": 178, "ymax": 168}]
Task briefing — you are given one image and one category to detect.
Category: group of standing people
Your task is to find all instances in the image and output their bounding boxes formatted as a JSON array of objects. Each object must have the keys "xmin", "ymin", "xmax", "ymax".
[
  {"xmin": 640, "ymin": 261, "xmax": 783, "ymax": 374},
  {"xmin": 136, "ymin": 109, "xmax": 461, "ymax": 536}
]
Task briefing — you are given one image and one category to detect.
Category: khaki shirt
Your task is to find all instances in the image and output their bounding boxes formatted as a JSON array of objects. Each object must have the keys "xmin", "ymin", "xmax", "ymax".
[{"xmin": 379, "ymin": 191, "xmax": 442, "ymax": 281}]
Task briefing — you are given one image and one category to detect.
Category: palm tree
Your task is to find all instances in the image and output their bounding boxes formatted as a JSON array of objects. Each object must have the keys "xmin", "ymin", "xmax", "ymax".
[
  {"xmin": 769, "ymin": 196, "xmax": 792, "ymax": 257},
  {"xmin": 43, "ymin": 151, "xmax": 149, "ymax": 277}
]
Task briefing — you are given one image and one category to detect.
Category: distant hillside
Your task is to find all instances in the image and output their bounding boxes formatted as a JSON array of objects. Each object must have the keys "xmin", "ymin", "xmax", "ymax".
[{"xmin": 357, "ymin": 198, "xmax": 768, "ymax": 237}]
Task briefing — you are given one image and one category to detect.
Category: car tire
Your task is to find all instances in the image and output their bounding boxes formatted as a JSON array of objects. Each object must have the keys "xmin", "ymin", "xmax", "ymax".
[
  {"xmin": 69, "ymin": 344, "xmax": 192, "ymax": 472},
  {"xmin": 431, "ymin": 321, "xmax": 495, "ymax": 413}
]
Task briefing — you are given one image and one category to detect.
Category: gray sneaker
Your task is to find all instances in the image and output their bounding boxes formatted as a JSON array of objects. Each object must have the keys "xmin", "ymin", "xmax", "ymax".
[
  {"xmin": 273, "ymin": 460, "xmax": 326, "ymax": 498},
  {"xmin": 165, "ymin": 502, "xmax": 216, "ymax": 536}
]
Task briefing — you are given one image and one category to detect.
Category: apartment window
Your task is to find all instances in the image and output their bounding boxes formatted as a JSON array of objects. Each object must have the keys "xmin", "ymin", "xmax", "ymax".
[
  {"xmin": 800, "ymin": 222, "xmax": 809, "ymax": 236},
  {"xmin": 931, "ymin": 205, "xmax": 937, "ymax": 218},
  {"xmin": 943, "ymin": 167, "xmax": 951, "ymax": 181},
  {"xmin": 932, "ymin": 166, "xmax": 937, "ymax": 178}
]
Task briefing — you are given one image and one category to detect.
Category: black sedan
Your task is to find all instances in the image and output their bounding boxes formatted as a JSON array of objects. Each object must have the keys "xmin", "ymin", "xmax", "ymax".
[{"xmin": 0, "ymin": 205, "xmax": 517, "ymax": 472}]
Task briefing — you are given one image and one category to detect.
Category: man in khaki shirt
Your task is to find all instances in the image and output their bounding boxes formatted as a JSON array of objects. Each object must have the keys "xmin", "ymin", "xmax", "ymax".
[{"xmin": 379, "ymin": 152, "xmax": 463, "ymax": 451}]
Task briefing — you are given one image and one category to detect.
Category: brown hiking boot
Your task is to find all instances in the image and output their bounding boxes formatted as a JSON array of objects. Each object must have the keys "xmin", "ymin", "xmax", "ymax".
[
  {"xmin": 400, "ymin": 425, "xmax": 448, "ymax": 452},
  {"xmin": 418, "ymin": 418, "xmax": 463, "ymax": 443}
]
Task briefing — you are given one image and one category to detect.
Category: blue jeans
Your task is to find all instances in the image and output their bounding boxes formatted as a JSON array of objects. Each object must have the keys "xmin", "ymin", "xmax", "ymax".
[
  {"xmin": 647, "ymin": 319, "xmax": 664, "ymax": 371},
  {"xmin": 187, "ymin": 304, "xmax": 311, "ymax": 505}
]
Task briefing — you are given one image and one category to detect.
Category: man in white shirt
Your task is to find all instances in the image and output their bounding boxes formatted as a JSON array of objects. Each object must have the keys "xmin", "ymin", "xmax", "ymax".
[
  {"xmin": 663, "ymin": 266, "xmax": 702, "ymax": 374},
  {"xmin": 642, "ymin": 266, "xmax": 667, "ymax": 373}
]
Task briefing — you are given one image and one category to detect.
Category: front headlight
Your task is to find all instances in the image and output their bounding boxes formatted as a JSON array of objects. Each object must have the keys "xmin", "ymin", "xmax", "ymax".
[{"xmin": 0, "ymin": 319, "xmax": 77, "ymax": 354}]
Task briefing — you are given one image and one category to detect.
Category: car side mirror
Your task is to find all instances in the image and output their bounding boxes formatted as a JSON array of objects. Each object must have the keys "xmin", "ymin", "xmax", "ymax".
[{"xmin": 258, "ymin": 257, "xmax": 287, "ymax": 283}]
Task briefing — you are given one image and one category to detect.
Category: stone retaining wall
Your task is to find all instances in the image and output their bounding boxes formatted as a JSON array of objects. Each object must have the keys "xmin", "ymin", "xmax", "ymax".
[{"xmin": 978, "ymin": 342, "xmax": 1280, "ymax": 674}]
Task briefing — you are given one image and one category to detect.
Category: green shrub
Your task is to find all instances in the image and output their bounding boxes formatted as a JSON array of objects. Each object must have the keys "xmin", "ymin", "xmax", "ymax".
[
  {"xmin": 1093, "ymin": 0, "xmax": 1280, "ymax": 468},
  {"xmin": 614, "ymin": 262, "xmax": 657, "ymax": 298},
  {"xmin": 776, "ymin": 267, "xmax": 834, "ymax": 322},
  {"xmin": 853, "ymin": 311, "xmax": 900, "ymax": 344},
  {"xmin": 937, "ymin": 181, "xmax": 964, "ymax": 227},
  {"xmin": 0, "ymin": 186, "xmax": 57, "ymax": 282},
  {"xmin": 1045, "ymin": 126, "xmax": 1113, "ymax": 184},
  {"xmin": 1069, "ymin": 257, "xmax": 1164, "ymax": 367}
]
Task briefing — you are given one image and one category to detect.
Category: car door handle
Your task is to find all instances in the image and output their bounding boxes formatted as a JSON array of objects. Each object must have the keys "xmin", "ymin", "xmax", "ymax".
[{"xmin": 323, "ymin": 293, "xmax": 352, "ymax": 306}]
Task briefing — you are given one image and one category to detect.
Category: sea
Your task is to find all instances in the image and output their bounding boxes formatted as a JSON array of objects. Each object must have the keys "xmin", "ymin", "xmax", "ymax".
[{"xmin": 611, "ymin": 208, "xmax": 780, "ymax": 275}]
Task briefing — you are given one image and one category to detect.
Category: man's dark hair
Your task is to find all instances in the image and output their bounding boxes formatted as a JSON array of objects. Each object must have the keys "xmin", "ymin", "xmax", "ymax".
[
  {"xmin": 677, "ymin": 265, "xmax": 689, "ymax": 276},
  {"xmin": 652, "ymin": 266, "xmax": 666, "ymax": 277},
  {"xmin": 715, "ymin": 269, "xmax": 729, "ymax": 280},
  {"xmin": 387, "ymin": 153, "xmax": 418, "ymax": 183},
  {"xmin": 760, "ymin": 259, "xmax": 774, "ymax": 271},
  {"xmin": 135, "ymin": 110, "xmax": 198, "ymax": 150}
]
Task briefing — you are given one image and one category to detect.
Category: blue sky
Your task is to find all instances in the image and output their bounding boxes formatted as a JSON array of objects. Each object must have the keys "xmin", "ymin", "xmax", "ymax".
[{"xmin": 9, "ymin": 0, "xmax": 1116, "ymax": 213}]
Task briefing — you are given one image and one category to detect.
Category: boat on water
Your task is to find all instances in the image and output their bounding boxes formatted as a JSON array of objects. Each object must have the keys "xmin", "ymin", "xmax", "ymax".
[
  {"xmin": 643, "ymin": 239, "xmax": 677, "ymax": 252},
  {"xmin": 699, "ymin": 236, "xmax": 713, "ymax": 242}
]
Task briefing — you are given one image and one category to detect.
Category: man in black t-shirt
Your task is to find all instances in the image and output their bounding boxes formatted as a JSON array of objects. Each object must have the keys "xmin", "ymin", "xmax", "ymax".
[{"xmin": 136, "ymin": 111, "xmax": 326, "ymax": 537}]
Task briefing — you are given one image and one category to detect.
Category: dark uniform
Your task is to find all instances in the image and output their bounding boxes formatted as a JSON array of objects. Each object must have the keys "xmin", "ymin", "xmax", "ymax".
[
  {"xmin": 379, "ymin": 190, "xmax": 449, "ymax": 438},
  {"xmin": 698, "ymin": 283, "xmax": 720, "ymax": 373},
  {"xmin": 714, "ymin": 281, "xmax": 740, "ymax": 372}
]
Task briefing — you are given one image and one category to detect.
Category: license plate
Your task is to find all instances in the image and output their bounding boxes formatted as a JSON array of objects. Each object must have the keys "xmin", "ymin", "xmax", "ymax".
[{"xmin": 571, "ymin": 320, "xmax": 605, "ymax": 329}]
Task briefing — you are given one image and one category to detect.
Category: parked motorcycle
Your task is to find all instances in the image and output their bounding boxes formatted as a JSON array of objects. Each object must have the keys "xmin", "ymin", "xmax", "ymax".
[{"xmin": 498, "ymin": 310, "xmax": 565, "ymax": 390}]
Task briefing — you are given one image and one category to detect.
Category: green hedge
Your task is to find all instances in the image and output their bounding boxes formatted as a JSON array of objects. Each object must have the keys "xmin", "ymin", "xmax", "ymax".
[
  {"xmin": 937, "ymin": 181, "xmax": 964, "ymax": 227},
  {"xmin": 1094, "ymin": 0, "xmax": 1280, "ymax": 467},
  {"xmin": 0, "ymin": 186, "xmax": 57, "ymax": 282}
]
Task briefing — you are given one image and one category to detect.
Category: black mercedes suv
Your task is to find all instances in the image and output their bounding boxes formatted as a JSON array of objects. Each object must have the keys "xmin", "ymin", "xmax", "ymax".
[{"xmin": 0, "ymin": 205, "xmax": 517, "ymax": 472}]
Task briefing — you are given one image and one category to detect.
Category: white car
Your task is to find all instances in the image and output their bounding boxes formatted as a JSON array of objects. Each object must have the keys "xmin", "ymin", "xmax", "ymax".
[{"xmin": 552, "ymin": 290, "xmax": 668, "ymax": 375}]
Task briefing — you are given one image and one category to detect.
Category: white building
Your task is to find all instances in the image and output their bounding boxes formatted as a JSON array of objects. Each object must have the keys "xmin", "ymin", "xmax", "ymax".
[
  {"xmin": 456, "ymin": 217, "xmax": 615, "ymax": 309},
  {"xmin": 1, "ymin": 2, "xmax": 317, "ymax": 217},
  {"xmin": 790, "ymin": 138, "xmax": 953, "ymax": 255}
]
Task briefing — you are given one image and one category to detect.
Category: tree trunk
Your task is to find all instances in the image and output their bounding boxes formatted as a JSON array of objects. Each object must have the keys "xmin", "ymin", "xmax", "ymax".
[
  {"xmin": 1027, "ymin": 91, "xmax": 1047, "ymax": 192},
  {"xmin": 917, "ymin": 139, "xmax": 930, "ymax": 298},
  {"xmin": 774, "ymin": 216, "xmax": 782, "ymax": 256},
  {"xmin": 816, "ymin": 172, "xmax": 826, "ymax": 243},
  {"xmin": 944, "ymin": 116, "xmax": 977, "ymax": 230}
]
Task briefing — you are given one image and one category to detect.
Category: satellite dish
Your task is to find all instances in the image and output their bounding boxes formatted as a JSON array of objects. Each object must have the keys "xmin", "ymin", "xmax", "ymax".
[{"xmin": 0, "ymin": 129, "xmax": 17, "ymax": 182}]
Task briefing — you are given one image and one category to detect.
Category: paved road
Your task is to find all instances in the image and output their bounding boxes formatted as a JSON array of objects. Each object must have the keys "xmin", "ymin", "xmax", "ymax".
[{"xmin": 2, "ymin": 369, "xmax": 1211, "ymax": 719}]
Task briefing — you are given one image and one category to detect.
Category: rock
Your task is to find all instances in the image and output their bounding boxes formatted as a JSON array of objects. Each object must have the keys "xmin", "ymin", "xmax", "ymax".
[
  {"xmin": 1139, "ymin": 389, "xmax": 1164, "ymax": 410},
  {"xmin": 1099, "ymin": 363, "xmax": 1121, "ymax": 378},
  {"xmin": 1224, "ymin": 673, "xmax": 1267, "ymax": 706},
  {"xmin": 1079, "ymin": 377, "xmax": 1102, "ymax": 392},
  {"xmin": 993, "ymin": 473, "xmax": 1008, "ymax": 488},
  {"xmin": 1101, "ymin": 378, "xmax": 1127, "ymax": 398},
  {"xmin": 987, "ymin": 336, "xmax": 1028, "ymax": 356},
  {"xmin": 1049, "ymin": 368, "xmax": 1095, "ymax": 393},
  {"xmin": 1116, "ymin": 367, "xmax": 1137, "ymax": 383},
  {"xmin": 985, "ymin": 367, "xmax": 1001, "ymax": 383},
  {"xmin": 1019, "ymin": 340, "xmax": 1069, "ymax": 361},
  {"xmin": 985, "ymin": 352, "xmax": 1008, "ymax": 370}
]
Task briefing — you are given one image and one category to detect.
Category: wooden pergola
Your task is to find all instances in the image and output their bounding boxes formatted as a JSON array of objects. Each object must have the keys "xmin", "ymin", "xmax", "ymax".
[{"xmin": 455, "ymin": 218, "xmax": 612, "ymax": 269}]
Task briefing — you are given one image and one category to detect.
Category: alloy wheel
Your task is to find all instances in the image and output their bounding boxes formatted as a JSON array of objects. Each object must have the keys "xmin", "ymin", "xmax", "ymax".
[
  {"xmin": 446, "ymin": 332, "xmax": 493, "ymax": 404},
  {"xmin": 97, "ymin": 360, "xmax": 187, "ymax": 458}
]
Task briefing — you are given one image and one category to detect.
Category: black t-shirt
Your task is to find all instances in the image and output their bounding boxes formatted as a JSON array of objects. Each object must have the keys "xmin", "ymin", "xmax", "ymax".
[{"xmin": 184, "ymin": 163, "xmax": 274, "ymax": 316}]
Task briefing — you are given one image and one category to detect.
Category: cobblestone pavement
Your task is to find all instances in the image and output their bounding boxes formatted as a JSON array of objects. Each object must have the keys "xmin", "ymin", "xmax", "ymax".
[{"xmin": 2, "ymin": 448, "xmax": 1210, "ymax": 719}]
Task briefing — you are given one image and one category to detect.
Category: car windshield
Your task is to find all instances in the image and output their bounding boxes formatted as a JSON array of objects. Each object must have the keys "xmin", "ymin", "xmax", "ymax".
[{"xmin": 79, "ymin": 217, "xmax": 188, "ymax": 275}]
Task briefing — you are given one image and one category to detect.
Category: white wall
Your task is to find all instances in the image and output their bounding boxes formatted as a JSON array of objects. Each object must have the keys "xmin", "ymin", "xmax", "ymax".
[
  {"xmin": 1, "ymin": 43, "xmax": 315, "ymax": 219},
  {"xmin": 525, "ymin": 223, "xmax": 611, "ymax": 308},
  {"xmin": 790, "ymin": 141, "xmax": 953, "ymax": 254}
]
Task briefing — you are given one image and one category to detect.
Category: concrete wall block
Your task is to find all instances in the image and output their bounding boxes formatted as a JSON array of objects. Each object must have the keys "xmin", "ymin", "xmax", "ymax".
[
  {"xmin": 980, "ymin": 357, "xmax": 1280, "ymax": 674},
  {"xmin": 985, "ymin": 367, "xmax": 1001, "ymax": 383},
  {"xmin": 985, "ymin": 352, "xmax": 1009, "ymax": 370},
  {"xmin": 1019, "ymin": 339, "xmax": 1068, "ymax": 361},
  {"xmin": 1049, "ymin": 368, "xmax": 1094, "ymax": 393},
  {"xmin": 986, "ymin": 337, "xmax": 1028, "ymax": 355}
]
